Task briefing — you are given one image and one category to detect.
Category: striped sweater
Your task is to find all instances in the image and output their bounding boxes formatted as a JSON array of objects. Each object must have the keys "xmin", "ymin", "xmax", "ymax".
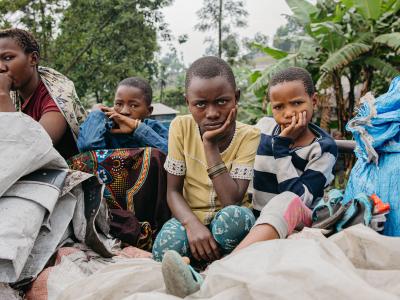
[{"xmin": 252, "ymin": 117, "xmax": 338, "ymax": 210}]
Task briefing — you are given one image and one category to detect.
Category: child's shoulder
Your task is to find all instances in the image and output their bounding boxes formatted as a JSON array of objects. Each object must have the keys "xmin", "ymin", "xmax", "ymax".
[
  {"xmin": 236, "ymin": 120, "xmax": 260, "ymax": 140},
  {"xmin": 169, "ymin": 114, "xmax": 197, "ymax": 134},
  {"xmin": 309, "ymin": 123, "xmax": 338, "ymax": 157}
]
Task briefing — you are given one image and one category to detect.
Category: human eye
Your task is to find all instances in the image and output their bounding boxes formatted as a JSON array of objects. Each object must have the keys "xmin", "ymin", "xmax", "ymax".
[
  {"xmin": 195, "ymin": 102, "xmax": 206, "ymax": 108},
  {"xmin": 293, "ymin": 101, "xmax": 303, "ymax": 106},
  {"xmin": 273, "ymin": 105, "xmax": 282, "ymax": 110},
  {"xmin": 217, "ymin": 99, "xmax": 227, "ymax": 105},
  {"xmin": 3, "ymin": 56, "xmax": 14, "ymax": 61}
]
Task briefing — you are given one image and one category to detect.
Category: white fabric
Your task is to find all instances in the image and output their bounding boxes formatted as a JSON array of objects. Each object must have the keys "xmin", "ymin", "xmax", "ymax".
[{"xmin": 48, "ymin": 225, "xmax": 400, "ymax": 299}]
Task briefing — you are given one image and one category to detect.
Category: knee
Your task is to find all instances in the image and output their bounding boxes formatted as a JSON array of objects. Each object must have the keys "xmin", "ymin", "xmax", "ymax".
[
  {"xmin": 211, "ymin": 206, "xmax": 255, "ymax": 252},
  {"xmin": 152, "ymin": 218, "xmax": 188, "ymax": 261},
  {"xmin": 214, "ymin": 205, "xmax": 255, "ymax": 228}
]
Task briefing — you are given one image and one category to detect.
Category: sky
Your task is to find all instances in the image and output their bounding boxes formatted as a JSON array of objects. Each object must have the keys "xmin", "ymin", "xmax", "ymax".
[{"xmin": 160, "ymin": 0, "xmax": 292, "ymax": 65}]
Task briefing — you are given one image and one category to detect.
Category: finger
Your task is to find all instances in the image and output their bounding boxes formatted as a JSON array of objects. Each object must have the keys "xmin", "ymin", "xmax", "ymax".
[
  {"xmin": 101, "ymin": 106, "xmax": 113, "ymax": 112},
  {"xmin": 110, "ymin": 128, "xmax": 124, "ymax": 134},
  {"xmin": 303, "ymin": 111, "xmax": 307, "ymax": 124},
  {"xmin": 289, "ymin": 115, "xmax": 296, "ymax": 128},
  {"xmin": 201, "ymin": 240, "xmax": 215, "ymax": 261},
  {"xmin": 296, "ymin": 112, "xmax": 303, "ymax": 127},
  {"xmin": 108, "ymin": 113, "xmax": 120, "ymax": 120},
  {"xmin": 196, "ymin": 242, "xmax": 209, "ymax": 261},
  {"xmin": 189, "ymin": 242, "xmax": 200, "ymax": 261},
  {"xmin": 209, "ymin": 238, "xmax": 221, "ymax": 259}
]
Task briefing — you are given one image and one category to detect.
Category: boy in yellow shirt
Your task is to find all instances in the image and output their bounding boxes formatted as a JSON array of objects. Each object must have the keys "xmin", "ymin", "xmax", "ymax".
[{"xmin": 152, "ymin": 56, "xmax": 260, "ymax": 263}]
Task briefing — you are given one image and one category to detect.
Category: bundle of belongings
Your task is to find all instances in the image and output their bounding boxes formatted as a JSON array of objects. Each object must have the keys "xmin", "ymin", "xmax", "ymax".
[
  {"xmin": 68, "ymin": 147, "xmax": 170, "ymax": 251},
  {"xmin": 311, "ymin": 189, "xmax": 390, "ymax": 235},
  {"xmin": 0, "ymin": 113, "xmax": 158, "ymax": 298},
  {"xmin": 311, "ymin": 76, "xmax": 400, "ymax": 236},
  {"xmin": 342, "ymin": 76, "xmax": 400, "ymax": 236},
  {"xmin": 0, "ymin": 113, "xmax": 117, "ymax": 286}
]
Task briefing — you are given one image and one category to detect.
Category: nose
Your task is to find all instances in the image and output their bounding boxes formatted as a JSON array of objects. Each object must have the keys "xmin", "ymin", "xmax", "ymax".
[
  {"xmin": 205, "ymin": 104, "xmax": 220, "ymax": 120},
  {"xmin": 0, "ymin": 61, "xmax": 6, "ymax": 72},
  {"xmin": 283, "ymin": 109, "xmax": 294, "ymax": 119},
  {"xmin": 119, "ymin": 105, "xmax": 131, "ymax": 116}
]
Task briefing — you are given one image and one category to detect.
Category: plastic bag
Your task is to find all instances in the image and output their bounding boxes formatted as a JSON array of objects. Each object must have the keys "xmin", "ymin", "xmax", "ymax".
[{"xmin": 344, "ymin": 76, "xmax": 400, "ymax": 236}]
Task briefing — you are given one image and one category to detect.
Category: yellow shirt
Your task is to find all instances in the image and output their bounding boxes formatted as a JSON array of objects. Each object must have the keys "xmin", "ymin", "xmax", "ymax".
[{"xmin": 164, "ymin": 115, "xmax": 260, "ymax": 224}]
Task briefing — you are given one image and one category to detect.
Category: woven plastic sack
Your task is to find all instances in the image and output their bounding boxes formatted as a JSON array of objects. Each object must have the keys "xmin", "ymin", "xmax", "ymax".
[{"xmin": 344, "ymin": 76, "xmax": 400, "ymax": 236}]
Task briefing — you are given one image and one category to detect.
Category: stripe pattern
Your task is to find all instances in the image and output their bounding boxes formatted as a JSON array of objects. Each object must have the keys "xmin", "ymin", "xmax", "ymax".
[{"xmin": 253, "ymin": 117, "xmax": 337, "ymax": 210}]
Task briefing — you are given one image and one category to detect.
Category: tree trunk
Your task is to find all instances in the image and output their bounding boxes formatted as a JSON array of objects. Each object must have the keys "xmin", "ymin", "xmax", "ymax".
[
  {"xmin": 348, "ymin": 72, "xmax": 356, "ymax": 120},
  {"xmin": 95, "ymin": 91, "xmax": 101, "ymax": 103},
  {"xmin": 332, "ymin": 71, "xmax": 346, "ymax": 136},
  {"xmin": 360, "ymin": 67, "xmax": 373, "ymax": 97},
  {"xmin": 319, "ymin": 94, "xmax": 331, "ymax": 131},
  {"xmin": 218, "ymin": 0, "xmax": 223, "ymax": 58}
]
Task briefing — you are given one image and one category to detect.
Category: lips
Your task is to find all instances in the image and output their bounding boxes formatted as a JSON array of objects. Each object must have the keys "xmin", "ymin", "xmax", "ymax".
[{"xmin": 203, "ymin": 122, "xmax": 223, "ymax": 130}]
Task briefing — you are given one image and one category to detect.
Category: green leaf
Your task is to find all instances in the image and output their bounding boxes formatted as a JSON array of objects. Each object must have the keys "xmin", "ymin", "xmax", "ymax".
[
  {"xmin": 297, "ymin": 38, "xmax": 318, "ymax": 58},
  {"xmin": 364, "ymin": 57, "xmax": 400, "ymax": 78},
  {"xmin": 374, "ymin": 32, "xmax": 400, "ymax": 52},
  {"xmin": 321, "ymin": 42, "xmax": 372, "ymax": 72},
  {"xmin": 310, "ymin": 22, "xmax": 345, "ymax": 52},
  {"xmin": 285, "ymin": 0, "xmax": 318, "ymax": 25},
  {"xmin": 249, "ymin": 70, "xmax": 262, "ymax": 83},
  {"xmin": 248, "ymin": 53, "xmax": 299, "ymax": 93},
  {"xmin": 352, "ymin": 0, "xmax": 382, "ymax": 20},
  {"xmin": 252, "ymin": 43, "xmax": 288, "ymax": 59}
]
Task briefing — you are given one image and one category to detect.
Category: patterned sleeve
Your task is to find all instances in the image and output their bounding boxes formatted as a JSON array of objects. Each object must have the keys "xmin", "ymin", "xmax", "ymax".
[
  {"xmin": 230, "ymin": 126, "xmax": 261, "ymax": 180},
  {"xmin": 164, "ymin": 117, "xmax": 186, "ymax": 176}
]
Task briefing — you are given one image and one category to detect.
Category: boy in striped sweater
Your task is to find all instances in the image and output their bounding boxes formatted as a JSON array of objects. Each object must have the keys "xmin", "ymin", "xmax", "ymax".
[{"xmin": 234, "ymin": 67, "xmax": 337, "ymax": 251}]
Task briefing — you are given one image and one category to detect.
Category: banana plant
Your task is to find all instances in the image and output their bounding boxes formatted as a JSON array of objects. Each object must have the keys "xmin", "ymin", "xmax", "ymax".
[{"xmin": 248, "ymin": 0, "xmax": 400, "ymax": 135}]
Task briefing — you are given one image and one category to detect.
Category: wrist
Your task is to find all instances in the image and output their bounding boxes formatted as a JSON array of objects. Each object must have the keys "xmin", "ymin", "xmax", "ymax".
[{"xmin": 181, "ymin": 215, "xmax": 200, "ymax": 228}]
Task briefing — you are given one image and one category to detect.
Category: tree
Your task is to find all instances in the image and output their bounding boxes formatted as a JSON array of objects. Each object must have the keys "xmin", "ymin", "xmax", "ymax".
[
  {"xmin": 195, "ymin": 0, "xmax": 248, "ymax": 59},
  {"xmin": 1, "ymin": 0, "xmax": 172, "ymax": 105},
  {"xmin": 248, "ymin": 0, "xmax": 400, "ymax": 136},
  {"xmin": 272, "ymin": 17, "xmax": 303, "ymax": 52},
  {"xmin": 0, "ymin": 0, "xmax": 66, "ymax": 64},
  {"xmin": 51, "ymin": 0, "xmax": 171, "ymax": 103}
]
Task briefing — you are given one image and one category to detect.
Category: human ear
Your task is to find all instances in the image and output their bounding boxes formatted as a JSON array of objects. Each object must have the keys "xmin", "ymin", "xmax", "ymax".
[
  {"xmin": 147, "ymin": 105, "xmax": 153, "ymax": 116},
  {"xmin": 235, "ymin": 89, "xmax": 241, "ymax": 103},
  {"xmin": 311, "ymin": 93, "xmax": 318, "ymax": 109},
  {"xmin": 29, "ymin": 51, "xmax": 39, "ymax": 67}
]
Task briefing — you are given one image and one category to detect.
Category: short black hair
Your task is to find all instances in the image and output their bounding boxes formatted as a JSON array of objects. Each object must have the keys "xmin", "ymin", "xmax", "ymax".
[
  {"xmin": 185, "ymin": 56, "xmax": 236, "ymax": 91},
  {"xmin": 117, "ymin": 77, "xmax": 152, "ymax": 106},
  {"xmin": 269, "ymin": 67, "xmax": 315, "ymax": 96},
  {"xmin": 0, "ymin": 28, "xmax": 40, "ymax": 57}
]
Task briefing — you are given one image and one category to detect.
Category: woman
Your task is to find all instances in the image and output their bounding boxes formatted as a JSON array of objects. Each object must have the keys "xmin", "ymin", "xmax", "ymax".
[{"xmin": 0, "ymin": 28, "xmax": 86, "ymax": 159}]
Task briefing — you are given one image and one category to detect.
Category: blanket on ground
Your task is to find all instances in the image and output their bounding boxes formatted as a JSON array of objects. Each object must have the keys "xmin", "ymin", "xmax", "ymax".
[{"xmin": 31, "ymin": 225, "xmax": 400, "ymax": 300}]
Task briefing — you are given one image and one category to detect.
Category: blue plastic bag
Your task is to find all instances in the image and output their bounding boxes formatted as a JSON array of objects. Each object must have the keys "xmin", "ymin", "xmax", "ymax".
[{"xmin": 344, "ymin": 76, "xmax": 400, "ymax": 236}]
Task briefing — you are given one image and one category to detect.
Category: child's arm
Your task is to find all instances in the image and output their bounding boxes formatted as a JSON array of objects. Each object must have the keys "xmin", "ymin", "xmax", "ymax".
[
  {"xmin": 202, "ymin": 108, "xmax": 254, "ymax": 205},
  {"xmin": 77, "ymin": 110, "xmax": 109, "ymax": 152},
  {"xmin": 132, "ymin": 121, "xmax": 168, "ymax": 153},
  {"xmin": 273, "ymin": 135, "xmax": 337, "ymax": 206},
  {"xmin": 167, "ymin": 173, "xmax": 220, "ymax": 262}
]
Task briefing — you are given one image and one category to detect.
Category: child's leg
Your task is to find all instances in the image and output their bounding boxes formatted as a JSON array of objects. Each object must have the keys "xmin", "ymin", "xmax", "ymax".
[
  {"xmin": 162, "ymin": 250, "xmax": 204, "ymax": 298},
  {"xmin": 210, "ymin": 205, "xmax": 255, "ymax": 253},
  {"xmin": 234, "ymin": 192, "xmax": 312, "ymax": 252},
  {"xmin": 152, "ymin": 218, "xmax": 190, "ymax": 261}
]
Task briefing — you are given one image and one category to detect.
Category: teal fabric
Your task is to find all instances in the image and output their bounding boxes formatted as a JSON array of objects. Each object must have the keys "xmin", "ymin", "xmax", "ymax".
[{"xmin": 152, "ymin": 205, "xmax": 255, "ymax": 261}]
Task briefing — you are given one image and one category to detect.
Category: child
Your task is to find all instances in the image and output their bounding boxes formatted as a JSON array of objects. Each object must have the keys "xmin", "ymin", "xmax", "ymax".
[
  {"xmin": 236, "ymin": 66, "xmax": 337, "ymax": 250},
  {"xmin": 152, "ymin": 56, "xmax": 260, "ymax": 263},
  {"xmin": 0, "ymin": 28, "xmax": 86, "ymax": 159},
  {"xmin": 77, "ymin": 77, "xmax": 168, "ymax": 153},
  {"xmin": 161, "ymin": 67, "xmax": 338, "ymax": 297}
]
